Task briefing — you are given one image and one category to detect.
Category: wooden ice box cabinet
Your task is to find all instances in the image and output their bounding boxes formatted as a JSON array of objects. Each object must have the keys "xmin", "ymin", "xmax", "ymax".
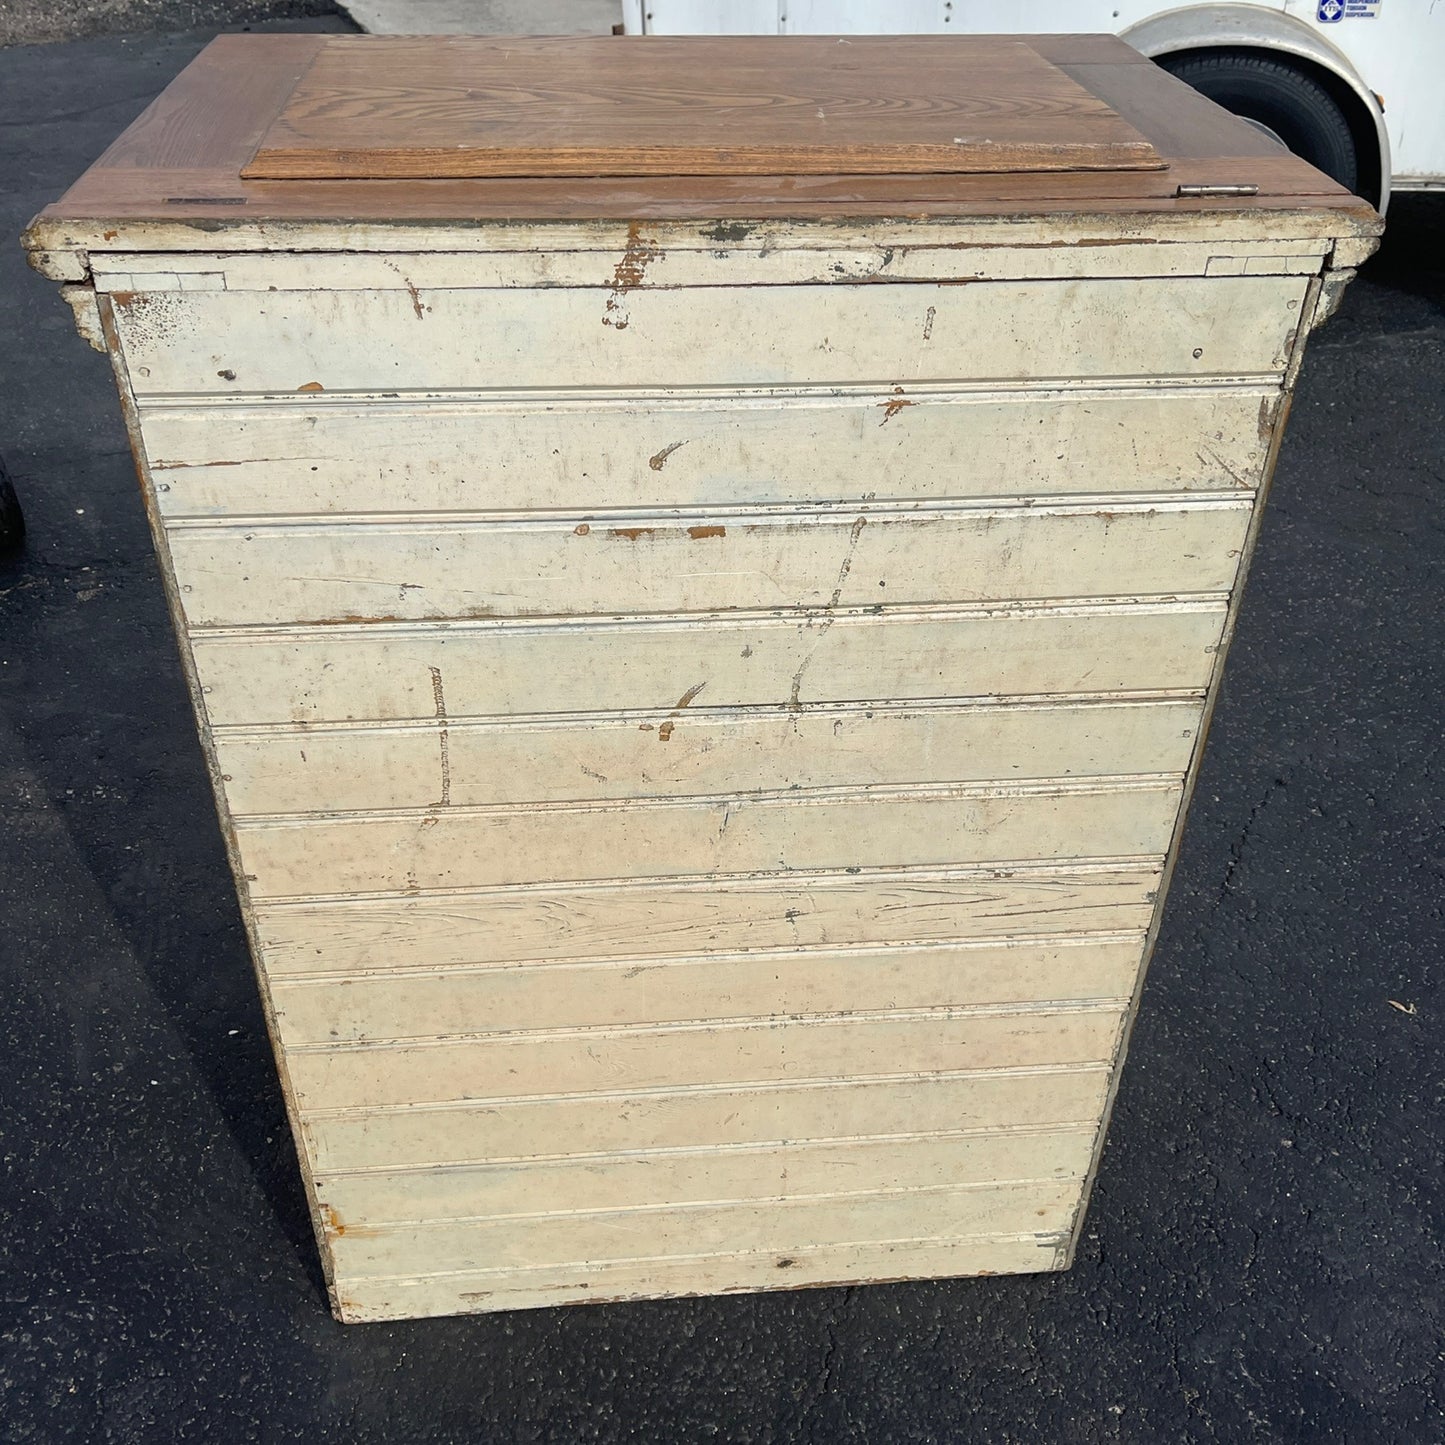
[{"xmin": 27, "ymin": 32, "xmax": 1379, "ymax": 1323}]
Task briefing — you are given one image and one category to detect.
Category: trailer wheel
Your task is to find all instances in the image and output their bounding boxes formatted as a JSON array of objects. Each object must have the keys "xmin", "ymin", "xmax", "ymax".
[
  {"xmin": 1158, "ymin": 50, "xmax": 1359, "ymax": 195},
  {"xmin": 0, "ymin": 458, "xmax": 25, "ymax": 555}
]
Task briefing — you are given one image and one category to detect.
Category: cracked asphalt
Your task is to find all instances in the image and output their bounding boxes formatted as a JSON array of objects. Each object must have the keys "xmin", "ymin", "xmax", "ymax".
[{"xmin": 2, "ymin": 23, "xmax": 1442, "ymax": 1444}]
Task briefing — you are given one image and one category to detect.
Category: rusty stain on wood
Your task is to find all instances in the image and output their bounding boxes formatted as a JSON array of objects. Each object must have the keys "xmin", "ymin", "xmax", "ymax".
[
  {"xmin": 879, "ymin": 386, "xmax": 913, "ymax": 425},
  {"xmin": 609, "ymin": 526, "xmax": 656, "ymax": 541},
  {"xmin": 298, "ymin": 380, "xmax": 325, "ymax": 392},
  {"xmin": 573, "ymin": 523, "xmax": 591, "ymax": 535},
  {"xmin": 649, "ymin": 439, "xmax": 687, "ymax": 471},
  {"xmin": 687, "ymin": 524, "xmax": 726, "ymax": 540},
  {"xmin": 603, "ymin": 221, "xmax": 661, "ymax": 330},
  {"xmin": 657, "ymin": 680, "xmax": 707, "ymax": 742}
]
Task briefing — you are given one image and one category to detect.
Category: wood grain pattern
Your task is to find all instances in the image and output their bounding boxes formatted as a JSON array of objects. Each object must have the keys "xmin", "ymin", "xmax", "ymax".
[
  {"xmin": 213, "ymin": 698, "xmax": 1202, "ymax": 815},
  {"xmin": 312, "ymin": 1128, "xmax": 1098, "ymax": 1222},
  {"xmin": 301, "ymin": 1067, "xmax": 1115, "ymax": 1170},
  {"xmin": 26, "ymin": 33, "xmax": 1379, "ymax": 255},
  {"xmin": 269, "ymin": 937, "xmax": 1145, "ymax": 1043},
  {"xmin": 254, "ymin": 864, "xmax": 1163, "ymax": 974},
  {"xmin": 243, "ymin": 36, "xmax": 1164, "ymax": 180}
]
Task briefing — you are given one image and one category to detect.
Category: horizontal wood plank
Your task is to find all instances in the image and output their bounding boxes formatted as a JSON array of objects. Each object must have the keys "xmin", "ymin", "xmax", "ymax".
[
  {"xmin": 109, "ymin": 277, "xmax": 1307, "ymax": 397},
  {"xmin": 165, "ymin": 500, "xmax": 1252, "ymax": 626},
  {"xmin": 254, "ymin": 865, "xmax": 1162, "ymax": 974},
  {"xmin": 314, "ymin": 1128, "xmax": 1097, "ymax": 1223},
  {"xmin": 214, "ymin": 698, "xmax": 1202, "ymax": 815},
  {"xmin": 189, "ymin": 602, "xmax": 1229, "ymax": 726},
  {"xmin": 323, "ymin": 1178, "xmax": 1081, "ymax": 1281},
  {"xmin": 288, "ymin": 1008, "xmax": 1124, "ymax": 1112},
  {"xmin": 234, "ymin": 781, "xmax": 1182, "ymax": 898},
  {"xmin": 334, "ymin": 1231, "xmax": 1063, "ymax": 1319},
  {"xmin": 302, "ymin": 1067, "xmax": 1113, "ymax": 1170},
  {"xmin": 269, "ymin": 936, "xmax": 1144, "ymax": 1044},
  {"xmin": 141, "ymin": 388, "xmax": 1275, "ymax": 520}
]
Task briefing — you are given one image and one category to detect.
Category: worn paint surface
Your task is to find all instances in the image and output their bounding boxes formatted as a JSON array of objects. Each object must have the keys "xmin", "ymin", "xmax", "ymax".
[{"xmin": 72, "ymin": 222, "xmax": 1361, "ymax": 1322}]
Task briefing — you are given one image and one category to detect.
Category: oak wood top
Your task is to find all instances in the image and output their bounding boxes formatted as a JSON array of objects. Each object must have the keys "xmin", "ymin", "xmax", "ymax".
[
  {"xmin": 26, "ymin": 33, "xmax": 1379, "ymax": 258},
  {"xmin": 242, "ymin": 35, "xmax": 1164, "ymax": 180}
]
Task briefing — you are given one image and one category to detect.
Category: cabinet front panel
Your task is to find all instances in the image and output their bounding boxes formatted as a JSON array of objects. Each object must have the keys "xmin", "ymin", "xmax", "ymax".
[{"xmin": 92, "ymin": 229, "xmax": 1317, "ymax": 1318}]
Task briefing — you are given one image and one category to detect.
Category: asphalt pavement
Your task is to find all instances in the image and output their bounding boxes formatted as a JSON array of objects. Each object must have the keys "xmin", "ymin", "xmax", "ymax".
[{"xmin": 1, "ymin": 24, "xmax": 1441, "ymax": 1444}]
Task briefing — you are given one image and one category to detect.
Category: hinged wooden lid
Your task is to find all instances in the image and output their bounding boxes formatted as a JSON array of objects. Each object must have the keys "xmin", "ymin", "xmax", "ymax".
[{"xmin": 240, "ymin": 35, "xmax": 1167, "ymax": 181}]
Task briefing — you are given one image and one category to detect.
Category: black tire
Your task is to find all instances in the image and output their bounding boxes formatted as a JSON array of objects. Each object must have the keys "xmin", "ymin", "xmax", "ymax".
[
  {"xmin": 1159, "ymin": 50, "xmax": 1359, "ymax": 195},
  {"xmin": 0, "ymin": 457, "xmax": 25, "ymax": 555}
]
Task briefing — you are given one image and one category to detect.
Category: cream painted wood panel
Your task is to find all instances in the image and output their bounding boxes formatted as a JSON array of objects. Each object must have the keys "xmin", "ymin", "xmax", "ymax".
[
  {"xmin": 37, "ymin": 210, "xmax": 1368, "ymax": 275},
  {"xmin": 255, "ymin": 865, "xmax": 1162, "ymax": 974},
  {"xmin": 215, "ymin": 699, "xmax": 1201, "ymax": 816},
  {"xmin": 302, "ymin": 1068, "xmax": 1114, "ymax": 1171},
  {"xmin": 314, "ymin": 1129, "xmax": 1097, "ymax": 1225},
  {"xmin": 141, "ymin": 389, "xmax": 1274, "ymax": 519},
  {"xmin": 73, "ymin": 212, "xmax": 1356, "ymax": 1323},
  {"xmin": 233, "ymin": 781, "xmax": 1182, "ymax": 898},
  {"xmin": 286, "ymin": 1008, "xmax": 1124, "ymax": 1112},
  {"xmin": 269, "ymin": 937, "xmax": 1143, "ymax": 1044},
  {"xmin": 190, "ymin": 602, "xmax": 1229, "ymax": 726},
  {"xmin": 165, "ymin": 500, "xmax": 1252, "ymax": 627},
  {"xmin": 90, "ymin": 241, "xmax": 1330, "ymax": 294},
  {"xmin": 108, "ymin": 276, "xmax": 1307, "ymax": 398},
  {"xmin": 323, "ymin": 1179, "xmax": 1081, "ymax": 1282},
  {"xmin": 337, "ymin": 1233, "xmax": 1062, "ymax": 1320}
]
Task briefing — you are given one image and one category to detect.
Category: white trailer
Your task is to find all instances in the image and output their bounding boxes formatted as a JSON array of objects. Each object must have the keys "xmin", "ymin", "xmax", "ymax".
[{"xmin": 621, "ymin": 0, "xmax": 1445, "ymax": 208}]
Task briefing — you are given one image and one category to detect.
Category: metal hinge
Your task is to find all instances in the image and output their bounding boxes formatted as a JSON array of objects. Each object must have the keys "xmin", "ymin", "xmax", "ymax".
[{"xmin": 1175, "ymin": 184, "xmax": 1260, "ymax": 198}]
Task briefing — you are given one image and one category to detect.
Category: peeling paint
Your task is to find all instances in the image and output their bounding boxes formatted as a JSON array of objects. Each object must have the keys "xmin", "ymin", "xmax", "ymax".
[
  {"xmin": 649, "ymin": 440, "xmax": 687, "ymax": 471},
  {"xmin": 657, "ymin": 680, "xmax": 707, "ymax": 742},
  {"xmin": 428, "ymin": 665, "xmax": 451, "ymax": 808},
  {"xmin": 878, "ymin": 387, "xmax": 913, "ymax": 426},
  {"xmin": 603, "ymin": 221, "xmax": 662, "ymax": 330}
]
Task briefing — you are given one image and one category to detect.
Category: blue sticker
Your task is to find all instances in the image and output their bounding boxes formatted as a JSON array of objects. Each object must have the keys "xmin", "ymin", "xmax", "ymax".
[{"xmin": 1319, "ymin": 0, "xmax": 1382, "ymax": 18}]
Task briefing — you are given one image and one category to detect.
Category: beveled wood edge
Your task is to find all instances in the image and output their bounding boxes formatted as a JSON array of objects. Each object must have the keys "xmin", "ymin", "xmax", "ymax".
[
  {"xmin": 24, "ymin": 30, "xmax": 1383, "ymax": 280},
  {"xmin": 23, "ymin": 203, "xmax": 1383, "ymax": 286}
]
